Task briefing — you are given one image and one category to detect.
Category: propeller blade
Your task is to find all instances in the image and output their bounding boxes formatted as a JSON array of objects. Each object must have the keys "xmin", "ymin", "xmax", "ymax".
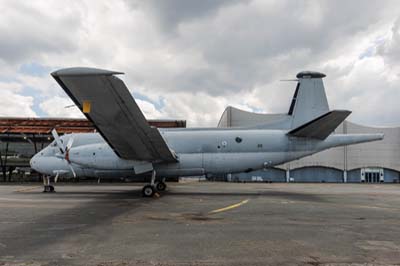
[
  {"xmin": 51, "ymin": 129, "xmax": 65, "ymax": 154},
  {"xmin": 66, "ymin": 137, "xmax": 74, "ymax": 151},
  {"xmin": 52, "ymin": 130, "xmax": 77, "ymax": 178},
  {"xmin": 65, "ymin": 138, "xmax": 73, "ymax": 163},
  {"xmin": 68, "ymin": 164, "xmax": 76, "ymax": 178}
]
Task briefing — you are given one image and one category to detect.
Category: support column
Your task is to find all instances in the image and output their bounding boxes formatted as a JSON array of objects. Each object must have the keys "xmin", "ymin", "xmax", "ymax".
[
  {"xmin": 8, "ymin": 166, "xmax": 14, "ymax": 182},
  {"xmin": 2, "ymin": 134, "xmax": 9, "ymax": 182},
  {"xmin": 343, "ymin": 120, "xmax": 348, "ymax": 183},
  {"xmin": 0, "ymin": 148, "xmax": 4, "ymax": 182},
  {"xmin": 286, "ymin": 168, "xmax": 290, "ymax": 183}
]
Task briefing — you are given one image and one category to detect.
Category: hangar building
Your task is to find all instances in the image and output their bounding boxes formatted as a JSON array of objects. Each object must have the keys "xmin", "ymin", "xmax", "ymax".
[{"xmin": 218, "ymin": 81, "xmax": 400, "ymax": 184}]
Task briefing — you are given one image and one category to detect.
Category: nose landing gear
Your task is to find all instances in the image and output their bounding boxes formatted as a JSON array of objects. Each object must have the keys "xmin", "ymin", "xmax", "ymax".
[
  {"xmin": 44, "ymin": 184, "xmax": 55, "ymax": 193},
  {"xmin": 42, "ymin": 175, "xmax": 56, "ymax": 193}
]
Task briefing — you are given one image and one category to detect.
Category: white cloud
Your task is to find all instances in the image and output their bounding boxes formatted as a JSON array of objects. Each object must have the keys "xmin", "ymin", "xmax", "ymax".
[
  {"xmin": 39, "ymin": 96, "xmax": 84, "ymax": 118},
  {"xmin": 1, "ymin": 0, "xmax": 400, "ymax": 127},
  {"xmin": 0, "ymin": 81, "xmax": 24, "ymax": 92},
  {"xmin": 136, "ymin": 99, "xmax": 164, "ymax": 119},
  {"xmin": 0, "ymin": 90, "xmax": 36, "ymax": 117},
  {"xmin": 16, "ymin": 74, "xmax": 58, "ymax": 95}
]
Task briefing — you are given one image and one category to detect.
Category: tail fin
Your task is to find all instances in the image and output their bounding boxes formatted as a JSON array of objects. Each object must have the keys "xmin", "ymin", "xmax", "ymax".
[
  {"xmin": 289, "ymin": 71, "xmax": 330, "ymax": 129},
  {"xmin": 288, "ymin": 110, "xmax": 351, "ymax": 140}
]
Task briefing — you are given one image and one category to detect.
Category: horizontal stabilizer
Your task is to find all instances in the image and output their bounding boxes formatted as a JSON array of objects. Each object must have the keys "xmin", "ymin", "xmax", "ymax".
[
  {"xmin": 288, "ymin": 110, "xmax": 351, "ymax": 139},
  {"xmin": 324, "ymin": 133, "xmax": 384, "ymax": 148}
]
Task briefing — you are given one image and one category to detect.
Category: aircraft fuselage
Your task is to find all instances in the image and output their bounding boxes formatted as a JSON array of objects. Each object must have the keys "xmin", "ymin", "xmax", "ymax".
[{"xmin": 30, "ymin": 128, "xmax": 382, "ymax": 179}]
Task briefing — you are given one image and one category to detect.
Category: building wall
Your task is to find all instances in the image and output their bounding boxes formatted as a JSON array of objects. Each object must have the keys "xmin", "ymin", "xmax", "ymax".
[
  {"xmin": 290, "ymin": 167, "xmax": 343, "ymax": 183},
  {"xmin": 222, "ymin": 117, "xmax": 400, "ymax": 183},
  {"xmin": 382, "ymin": 168, "xmax": 400, "ymax": 183},
  {"xmin": 233, "ymin": 167, "xmax": 400, "ymax": 183},
  {"xmin": 347, "ymin": 169, "xmax": 361, "ymax": 183},
  {"xmin": 218, "ymin": 106, "xmax": 291, "ymax": 128},
  {"xmin": 231, "ymin": 168, "xmax": 286, "ymax": 182}
]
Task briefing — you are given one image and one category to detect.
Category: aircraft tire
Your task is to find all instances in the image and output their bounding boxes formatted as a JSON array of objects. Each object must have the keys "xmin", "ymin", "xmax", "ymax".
[
  {"xmin": 43, "ymin": 185, "xmax": 54, "ymax": 193},
  {"xmin": 142, "ymin": 185, "xmax": 155, "ymax": 197},
  {"xmin": 156, "ymin": 181, "xmax": 166, "ymax": 191}
]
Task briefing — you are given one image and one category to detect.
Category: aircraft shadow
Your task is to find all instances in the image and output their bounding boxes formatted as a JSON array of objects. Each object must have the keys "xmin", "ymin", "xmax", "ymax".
[
  {"xmin": 167, "ymin": 190, "xmax": 327, "ymax": 203},
  {"xmin": 1, "ymin": 187, "xmax": 328, "ymax": 259},
  {"xmin": 21, "ymin": 190, "xmax": 142, "ymax": 199},
  {"xmin": 0, "ymin": 189, "xmax": 148, "ymax": 258},
  {"xmin": 20, "ymin": 188, "xmax": 327, "ymax": 202}
]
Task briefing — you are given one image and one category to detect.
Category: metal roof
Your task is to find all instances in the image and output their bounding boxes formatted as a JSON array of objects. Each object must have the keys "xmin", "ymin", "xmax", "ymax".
[{"xmin": 0, "ymin": 117, "xmax": 186, "ymax": 134}]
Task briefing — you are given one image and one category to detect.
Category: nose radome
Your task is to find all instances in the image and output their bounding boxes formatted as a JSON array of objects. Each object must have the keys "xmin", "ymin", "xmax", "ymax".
[{"xmin": 30, "ymin": 154, "xmax": 37, "ymax": 170}]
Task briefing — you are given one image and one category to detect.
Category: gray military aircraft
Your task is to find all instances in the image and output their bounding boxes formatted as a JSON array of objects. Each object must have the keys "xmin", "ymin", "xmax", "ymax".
[{"xmin": 30, "ymin": 68, "xmax": 383, "ymax": 196}]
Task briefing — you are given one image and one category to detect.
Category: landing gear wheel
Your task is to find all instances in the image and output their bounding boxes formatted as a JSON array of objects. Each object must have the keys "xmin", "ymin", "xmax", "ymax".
[
  {"xmin": 43, "ymin": 185, "xmax": 55, "ymax": 193},
  {"xmin": 142, "ymin": 185, "xmax": 156, "ymax": 197},
  {"xmin": 156, "ymin": 181, "xmax": 166, "ymax": 191}
]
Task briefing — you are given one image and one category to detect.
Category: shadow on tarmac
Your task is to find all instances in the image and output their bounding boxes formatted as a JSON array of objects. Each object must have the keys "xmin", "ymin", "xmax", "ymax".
[
  {"xmin": 0, "ymin": 189, "xmax": 148, "ymax": 259},
  {"xmin": 1, "ymin": 185, "xmax": 325, "ymax": 260},
  {"xmin": 167, "ymin": 190, "xmax": 326, "ymax": 202}
]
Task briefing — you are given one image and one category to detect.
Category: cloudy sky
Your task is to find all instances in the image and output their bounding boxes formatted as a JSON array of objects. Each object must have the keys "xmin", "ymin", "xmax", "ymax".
[{"xmin": 1, "ymin": 0, "xmax": 400, "ymax": 127}]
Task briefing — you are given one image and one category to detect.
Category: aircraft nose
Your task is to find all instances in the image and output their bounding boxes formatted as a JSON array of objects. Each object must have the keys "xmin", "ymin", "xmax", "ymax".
[{"xmin": 30, "ymin": 154, "xmax": 37, "ymax": 171}]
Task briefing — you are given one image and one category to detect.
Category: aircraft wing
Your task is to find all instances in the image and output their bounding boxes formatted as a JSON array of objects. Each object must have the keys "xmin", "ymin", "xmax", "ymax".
[
  {"xmin": 287, "ymin": 110, "xmax": 351, "ymax": 140},
  {"xmin": 51, "ymin": 67, "xmax": 177, "ymax": 163}
]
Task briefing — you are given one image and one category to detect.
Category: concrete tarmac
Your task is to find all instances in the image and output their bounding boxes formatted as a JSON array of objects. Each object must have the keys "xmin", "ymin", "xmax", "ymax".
[{"xmin": 0, "ymin": 182, "xmax": 400, "ymax": 265}]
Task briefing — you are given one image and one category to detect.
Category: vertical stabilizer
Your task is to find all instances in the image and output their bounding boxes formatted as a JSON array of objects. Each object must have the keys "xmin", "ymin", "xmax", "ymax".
[{"xmin": 289, "ymin": 71, "xmax": 330, "ymax": 129}]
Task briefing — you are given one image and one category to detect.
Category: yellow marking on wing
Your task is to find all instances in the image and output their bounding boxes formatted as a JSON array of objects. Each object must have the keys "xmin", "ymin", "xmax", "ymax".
[
  {"xmin": 208, "ymin": 199, "xmax": 249, "ymax": 214},
  {"xmin": 82, "ymin": 100, "xmax": 91, "ymax": 113},
  {"xmin": 14, "ymin": 186, "xmax": 41, "ymax": 193}
]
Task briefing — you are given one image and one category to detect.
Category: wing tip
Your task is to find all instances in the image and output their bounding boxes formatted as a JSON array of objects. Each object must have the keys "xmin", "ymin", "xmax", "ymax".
[
  {"xmin": 336, "ymin": 109, "xmax": 352, "ymax": 117},
  {"xmin": 51, "ymin": 67, "xmax": 124, "ymax": 77}
]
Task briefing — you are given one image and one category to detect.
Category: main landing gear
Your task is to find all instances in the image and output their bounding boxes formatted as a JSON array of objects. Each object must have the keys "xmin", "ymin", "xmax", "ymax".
[
  {"xmin": 156, "ymin": 181, "xmax": 166, "ymax": 191},
  {"xmin": 42, "ymin": 175, "xmax": 55, "ymax": 193},
  {"xmin": 141, "ymin": 170, "xmax": 167, "ymax": 197}
]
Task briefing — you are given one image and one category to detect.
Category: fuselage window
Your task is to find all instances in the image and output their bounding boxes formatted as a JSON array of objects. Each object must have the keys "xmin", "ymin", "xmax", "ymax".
[
  {"xmin": 235, "ymin": 137, "xmax": 242, "ymax": 143},
  {"xmin": 257, "ymin": 144, "xmax": 263, "ymax": 148}
]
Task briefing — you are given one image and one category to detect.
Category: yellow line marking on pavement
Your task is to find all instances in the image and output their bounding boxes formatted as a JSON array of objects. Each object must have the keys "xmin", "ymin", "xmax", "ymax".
[
  {"xmin": 208, "ymin": 199, "xmax": 249, "ymax": 214},
  {"xmin": 13, "ymin": 186, "xmax": 42, "ymax": 193}
]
